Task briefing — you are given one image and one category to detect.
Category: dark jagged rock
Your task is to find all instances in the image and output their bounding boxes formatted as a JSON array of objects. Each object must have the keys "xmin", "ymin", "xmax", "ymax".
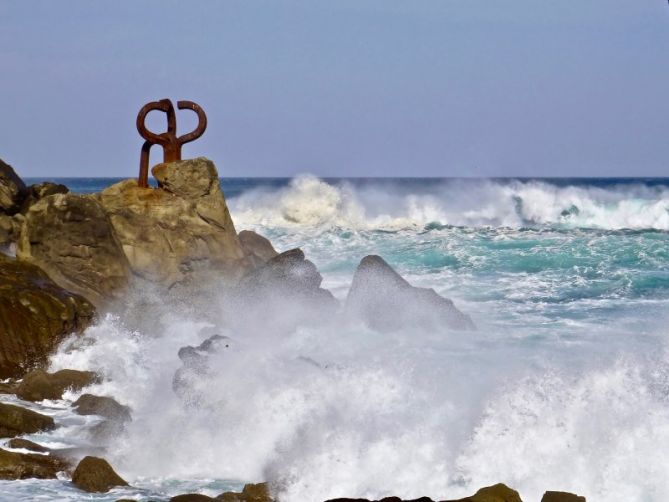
[
  {"xmin": 345, "ymin": 255, "xmax": 475, "ymax": 332},
  {"xmin": 239, "ymin": 230, "xmax": 279, "ymax": 268},
  {"xmin": 443, "ymin": 483, "xmax": 523, "ymax": 502},
  {"xmin": 6, "ymin": 438, "xmax": 50, "ymax": 453},
  {"xmin": 232, "ymin": 249, "xmax": 339, "ymax": 332},
  {"xmin": 0, "ymin": 159, "xmax": 27, "ymax": 215},
  {"xmin": 541, "ymin": 492, "xmax": 586, "ymax": 502},
  {"xmin": 217, "ymin": 482, "xmax": 274, "ymax": 501},
  {"xmin": 71, "ymin": 456, "xmax": 128, "ymax": 493},
  {"xmin": 0, "ymin": 255, "xmax": 96, "ymax": 379},
  {"xmin": 0, "ymin": 447, "xmax": 69, "ymax": 479},
  {"xmin": 16, "ymin": 369, "xmax": 99, "ymax": 401},
  {"xmin": 17, "ymin": 193, "xmax": 131, "ymax": 307},
  {"xmin": 0, "ymin": 402, "xmax": 55, "ymax": 437},
  {"xmin": 87, "ymin": 418, "xmax": 127, "ymax": 445},
  {"xmin": 20, "ymin": 182, "xmax": 69, "ymax": 213},
  {"xmin": 73, "ymin": 394, "xmax": 131, "ymax": 422},
  {"xmin": 325, "ymin": 498, "xmax": 433, "ymax": 502}
]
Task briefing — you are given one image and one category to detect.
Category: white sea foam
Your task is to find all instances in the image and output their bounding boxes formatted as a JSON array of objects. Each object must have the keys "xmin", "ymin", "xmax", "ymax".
[{"xmin": 230, "ymin": 176, "xmax": 669, "ymax": 231}]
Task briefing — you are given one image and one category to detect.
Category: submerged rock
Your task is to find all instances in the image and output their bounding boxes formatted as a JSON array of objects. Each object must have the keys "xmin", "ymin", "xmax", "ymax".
[
  {"xmin": 0, "ymin": 255, "xmax": 95, "ymax": 378},
  {"xmin": 6, "ymin": 438, "xmax": 50, "ymax": 453},
  {"xmin": 238, "ymin": 230, "xmax": 279, "ymax": 268},
  {"xmin": 232, "ymin": 248, "xmax": 339, "ymax": 332},
  {"xmin": 0, "ymin": 402, "xmax": 55, "ymax": 438},
  {"xmin": 16, "ymin": 193, "xmax": 131, "ymax": 306},
  {"xmin": 345, "ymin": 255, "xmax": 474, "ymax": 332},
  {"xmin": 71, "ymin": 456, "xmax": 128, "ymax": 493},
  {"xmin": 72, "ymin": 394, "xmax": 131, "ymax": 422},
  {"xmin": 541, "ymin": 492, "xmax": 586, "ymax": 502},
  {"xmin": 97, "ymin": 157, "xmax": 246, "ymax": 285},
  {"xmin": 0, "ymin": 448, "xmax": 68, "ymax": 479},
  {"xmin": 0, "ymin": 158, "xmax": 27, "ymax": 215},
  {"xmin": 16, "ymin": 369, "xmax": 99, "ymax": 401}
]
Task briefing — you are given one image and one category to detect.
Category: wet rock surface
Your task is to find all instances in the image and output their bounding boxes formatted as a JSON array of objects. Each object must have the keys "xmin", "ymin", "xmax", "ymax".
[
  {"xmin": 540, "ymin": 492, "xmax": 586, "ymax": 502},
  {"xmin": 98, "ymin": 157, "xmax": 246, "ymax": 285},
  {"xmin": 17, "ymin": 192, "xmax": 131, "ymax": 307},
  {"xmin": 443, "ymin": 483, "xmax": 523, "ymax": 501},
  {"xmin": 0, "ymin": 402, "xmax": 55, "ymax": 438},
  {"xmin": 6, "ymin": 438, "xmax": 50, "ymax": 453},
  {"xmin": 72, "ymin": 394, "xmax": 131, "ymax": 422},
  {"xmin": 239, "ymin": 229, "xmax": 279, "ymax": 268},
  {"xmin": 71, "ymin": 455, "xmax": 128, "ymax": 492},
  {"xmin": 0, "ymin": 447, "xmax": 69, "ymax": 479},
  {"xmin": 0, "ymin": 255, "xmax": 95, "ymax": 378},
  {"xmin": 346, "ymin": 255, "xmax": 475, "ymax": 332},
  {"xmin": 16, "ymin": 369, "xmax": 99, "ymax": 401},
  {"xmin": 218, "ymin": 482, "xmax": 274, "ymax": 501}
]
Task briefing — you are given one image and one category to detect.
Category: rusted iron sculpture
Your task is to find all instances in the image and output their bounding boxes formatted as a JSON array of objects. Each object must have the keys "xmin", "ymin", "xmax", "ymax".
[{"xmin": 136, "ymin": 99, "xmax": 207, "ymax": 188}]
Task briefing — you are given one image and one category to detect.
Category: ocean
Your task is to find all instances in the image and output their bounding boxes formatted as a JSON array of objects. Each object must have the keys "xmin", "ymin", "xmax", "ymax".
[{"xmin": 4, "ymin": 175, "xmax": 669, "ymax": 501}]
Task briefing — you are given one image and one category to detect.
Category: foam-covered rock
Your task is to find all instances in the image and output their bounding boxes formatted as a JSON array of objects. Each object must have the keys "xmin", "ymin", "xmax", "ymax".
[
  {"xmin": 97, "ymin": 157, "xmax": 246, "ymax": 285},
  {"xmin": 72, "ymin": 394, "xmax": 131, "ymax": 422},
  {"xmin": 17, "ymin": 193, "xmax": 131, "ymax": 306},
  {"xmin": 16, "ymin": 369, "xmax": 99, "ymax": 401},
  {"xmin": 346, "ymin": 255, "xmax": 474, "ymax": 332},
  {"xmin": 0, "ymin": 255, "xmax": 95, "ymax": 378}
]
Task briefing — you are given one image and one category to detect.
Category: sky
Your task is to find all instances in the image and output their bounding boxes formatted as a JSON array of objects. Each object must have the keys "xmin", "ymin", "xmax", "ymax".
[{"xmin": 1, "ymin": 0, "xmax": 668, "ymax": 178}]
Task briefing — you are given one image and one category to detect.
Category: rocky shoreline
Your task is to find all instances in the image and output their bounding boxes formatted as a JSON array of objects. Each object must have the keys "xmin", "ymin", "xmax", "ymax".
[{"xmin": 0, "ymin": 156, "xmax": 583, "ymax": 501}]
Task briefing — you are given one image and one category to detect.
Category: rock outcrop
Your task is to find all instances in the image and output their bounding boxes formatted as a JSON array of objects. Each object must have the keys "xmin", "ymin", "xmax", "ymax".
[
  {"xmin": 72, "ymin": 394, "xmax": 131, "ymax": 422},
  {"xmin": 19, "ymin": 182, "xmax": 69, "ymax": 213},
  {"xmin": 16, "ymin": 369, "xmax": 99, "ymax": 401},
  {"xmin": 443, "ymin": 484, "xmax": 523, "ymax": 502},
  {"xmin": 6, "ymin": 438, "xmax": 50, "ymax": 453},
  {"xmin": 0, "ymin": 255, "xmax": 95, "ymax": 378},
  {"xmin": 218, "ymin": 482, "xmax": 274, "ymax": 501},
  {"xmin": 239, "ymin": 230, "xmax": 279, "ymax": 268},
  {"xmin": 541, "ymin": 492, "xmax": 586, "ymax": 502},
  {"xmin": 170, "ymin": 495, "xmax": 218, "ymax": 502},
  {"xmin": 97, "ymin": 157, "xmax": 246, "ymax": 285},
  {"xmin": 232, "ymin": 248, "xmax": 339, "ymax": 332},
  {"xmin": 17, "ymin": 193, "xmax": 131, "ymax": 306},
  {"xmin": 0, "ymin": 448, "xmax": 68, "ymax": 479},
  {"xmin": 0, "ymin": 402, "xmax": 55, "ymax": 438},
  {"xmin": 345, "ymin": 255, "xmax": 474, "ymax": 332},
  {"xmin": 71, "ymin": 456, "xmax": 128, "ymax": 492},
  {"xmin": 0, "ymin": 159, "xmax": 27, "ymax": 215}
]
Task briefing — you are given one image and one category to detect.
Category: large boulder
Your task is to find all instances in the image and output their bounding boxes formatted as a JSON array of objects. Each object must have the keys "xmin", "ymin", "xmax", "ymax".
[
  {"xmin": 6, "ymin": 438, "xmax": 50, "ymax": 453},
  {"xmin": 16, "ymin": 193, "xmax": 131, "ymax": 306},
  {"xmin": 72, "ymin": 394, "xmax": 131, "ymax": 422},
  {"xmin": 238, "ymin": 230, "xmax": 279, "ymax": 268},
  {"xmin": 0, "ymin": 402, "xmax": 55, "ymax": 438},
  {"xmin": 71, "ymin": 456, "xmax": 128, "ymax": 492},
  {"xmin": 443, "ymin": 484, "xmax": 523, "ymax": 502},
  {"xmin": 97, "ymin": 157, "xmax": 246, "ymax": 285},
  {"xmin": 0, "ymin": 159, "xmax": 27, "ymax": 215},
  {"xmin": 0, "ymin": 255, "xmax": 95, "ymax": 378},
  {"xmin": 218, "ymin": 482, "xmax": 274, "ymax": 501},
  {"xmin": 345, "ymin": 255, "xmax": 474, "ymax": 332},
  {"xmin": 16, "ymin": 369, "xmax": 99, "ymax": 401},
  {"xmin": 232, "ymin": 249, "xmax": 339, "ymax": 332},
  {"xmin": 0, "ymin": 448, "xmax": 68, "ymax": 479}
]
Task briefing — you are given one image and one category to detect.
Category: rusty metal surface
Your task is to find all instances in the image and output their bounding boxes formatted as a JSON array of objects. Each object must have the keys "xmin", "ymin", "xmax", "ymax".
[{"xmin": 136, "ymin": 99, "xmax": 208, "ymax": 188}]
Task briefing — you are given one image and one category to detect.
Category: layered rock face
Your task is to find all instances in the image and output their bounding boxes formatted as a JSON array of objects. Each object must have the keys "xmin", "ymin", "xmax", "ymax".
[
  {"xmin": 0, "ymin": 255, "xmax": 95, "ymax": 378},
  {"xmin": 16, "ymin": 193, "xmax": 131, "ymax": 306},
  {"xmin": 0, "ymin": 159, "xmax": 27, "ymax": 215},
  {"xmin": 97, "ymin": 157, "xmax": 246, "ymax": 285},
  {"xmin": 346, "ymin": 255, "xmax": 475, "ymax": 332}
]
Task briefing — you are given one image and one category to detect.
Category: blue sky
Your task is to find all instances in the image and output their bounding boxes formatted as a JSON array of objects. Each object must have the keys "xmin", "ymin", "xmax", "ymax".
[{"xmin": 1, "ymin": 1, "xmax": 668, "ymax": 177}]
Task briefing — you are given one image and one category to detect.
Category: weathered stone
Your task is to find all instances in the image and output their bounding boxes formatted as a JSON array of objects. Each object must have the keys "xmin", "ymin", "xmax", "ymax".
[
  {"xmin": 238, "ymin": 230, "xmax": 279, "ymax": 268},
  {"xmin": 72, "ymin": 394, "xmax": 131, "ymax": 422},
  {"xmin": 345, "ymin": 255, "xmax": 475, "ymax": 332},
  {"xmin": 0, "ymin": 255, "xmax": 95, "ymax": 378},
  {"xmin": 17, "ymin": 193, "xmax": 131, "ymax": 306},
  {"xmin": 0, "ymin": 402, "xmax": 55, "ymax": 437},
  {"xmin": 97, "ymin": 158, "xmax": 246, "ymax": 285},
  {"xmin": 443, "ymin": 483, "xmax": 523, "ymax": 502},
  {"xmin": 6, "ymin": 438, "xmax": 50, "ymax": 453},
  {"xmin": 232, "ymin": 249, "xmax": 339, "ymax": 332},
  {"xmin": 0, "ymin": 448, "xmax": 68, "ymax": 479},
  {"xmin": 541, "ymin": 492, "xmax": 586, "ymax": 502},
  {"xmin": 171, "ymin": 495, "xmax": 217, "ymax": 502},
  {"xmin": 0, "ymin": 159, "xmax": 27, "ymax": 215},
  {"xmin": 71, "ymin": 456, "xmax": 128, "ymax": 493},
  {"xmin": 217, "ymin": 482, "xmax": 274, "ymax": 501},
  {"xmin": 16, "ymin": 369, "xmax": 99, "ymax": 401},
  {"xmin": 20, "ymin": 182, "xmax": 69, "ymax": 213},
  {"xmin": 325, "ymin": 498, "xmax": 433, "ymax": 502}
]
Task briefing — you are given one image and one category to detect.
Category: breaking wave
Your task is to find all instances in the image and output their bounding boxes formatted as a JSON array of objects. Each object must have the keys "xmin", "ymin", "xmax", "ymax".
[{"xmin": 229, "ymin": 175, "xmax": 669, "ymax": 231}]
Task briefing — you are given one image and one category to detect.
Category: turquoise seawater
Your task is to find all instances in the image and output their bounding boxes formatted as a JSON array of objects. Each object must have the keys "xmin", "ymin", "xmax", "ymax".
[{"xmin": 5, "ymin": 176, "xmax": 669, "ymax": 501}]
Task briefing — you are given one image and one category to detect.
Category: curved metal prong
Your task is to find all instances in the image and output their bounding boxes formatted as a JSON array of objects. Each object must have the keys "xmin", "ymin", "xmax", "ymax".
[{"xmin": 176, "ymin": 100, "xmax": 208, "ymax": 146}]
